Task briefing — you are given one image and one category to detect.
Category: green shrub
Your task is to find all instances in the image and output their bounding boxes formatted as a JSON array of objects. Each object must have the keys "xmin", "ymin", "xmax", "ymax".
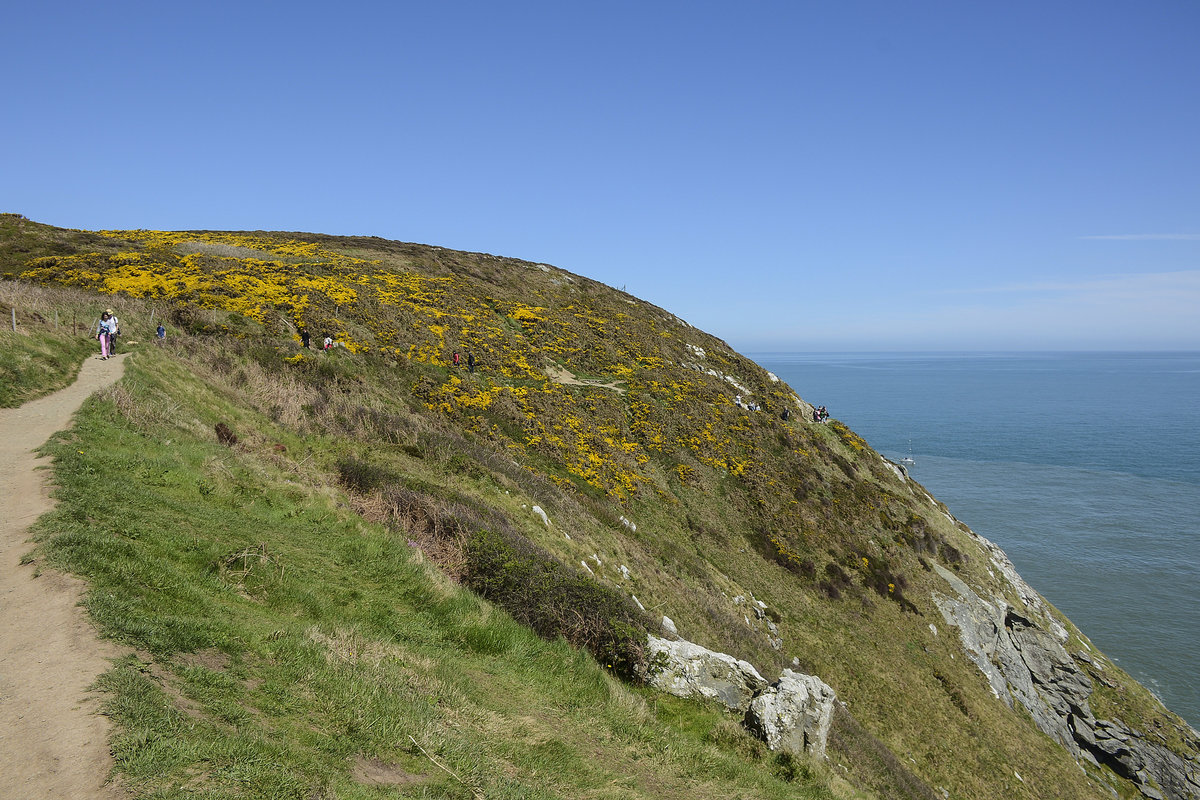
[
  {"xmin": 819, "ymin": 562, "xmax": 852, "ymax": 600},
  {"xmin": 335, "ymin": 455, "xmax": 398, "ymax": 493},
  {"xmin": 464, "ymin": 526, "xmax": 652, "ymax": 681}
]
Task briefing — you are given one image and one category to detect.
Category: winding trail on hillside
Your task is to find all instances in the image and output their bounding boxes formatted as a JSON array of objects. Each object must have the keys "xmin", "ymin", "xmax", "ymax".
[
  {"xmin": 543, "ymin": 362, "xmax": 626, "ymax": 393},
  {"xmin": 0, "ymin": 352, "xmax": 130, "ymax": 799}
]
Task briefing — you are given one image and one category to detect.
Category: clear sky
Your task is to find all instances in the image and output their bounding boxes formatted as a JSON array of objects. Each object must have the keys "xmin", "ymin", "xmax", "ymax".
[{"xmin": 4, "ymin": 1, "xmax": 1198, "ymax": 351}]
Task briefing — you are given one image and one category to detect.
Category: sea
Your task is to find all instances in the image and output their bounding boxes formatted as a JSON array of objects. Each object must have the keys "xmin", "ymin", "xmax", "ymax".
[{"xmin": 754, "ymin": 352, "xmax": 1200, "ymax": 729}]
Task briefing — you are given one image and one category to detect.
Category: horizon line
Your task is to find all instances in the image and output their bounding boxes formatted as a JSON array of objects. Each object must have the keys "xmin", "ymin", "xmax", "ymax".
[{"xmin": 1079, "ymin": 233, "xmax": 1200, "ymax": 241}]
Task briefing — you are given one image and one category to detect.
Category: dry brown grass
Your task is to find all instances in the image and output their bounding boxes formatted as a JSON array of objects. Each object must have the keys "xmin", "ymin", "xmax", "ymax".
[
  {"xmin": 347, "ymin": 489, "xmax": 469, "ymax": 582},
  {"xmin": 0, "ymin": 279, "xmax": 161, "ymax": 337},
  {"xmin": 235, "ymin": 357, "xmax": 320, "ymax": 430}
]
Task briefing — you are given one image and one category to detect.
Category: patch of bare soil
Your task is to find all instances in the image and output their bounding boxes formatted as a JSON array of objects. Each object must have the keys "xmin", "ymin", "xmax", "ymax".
[
  {"xmin": 543, "ymin": 363, "xmax": 626, "ymax": 393},
  {"xmin": 351, "ymin": 755, "xmax": 424, "ymax": 787},
  {"xmin": 0, "ymin": 352, "xmax": 131, "ymax": 799}
]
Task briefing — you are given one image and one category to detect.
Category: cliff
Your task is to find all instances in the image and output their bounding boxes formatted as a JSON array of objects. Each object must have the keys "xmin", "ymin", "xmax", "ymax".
[{"xmin": 3, "ymin": 212, "xmax": 1197, "ymax": 799}]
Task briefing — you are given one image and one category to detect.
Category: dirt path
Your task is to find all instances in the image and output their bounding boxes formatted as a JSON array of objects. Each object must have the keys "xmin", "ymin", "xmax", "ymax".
[
  {"xmin": 0, "ymin": 352, "xmax": 130, "ymax": 799},
  {"xmin": 543, "ymin": 363, "xmax": 626, "ymax": 394}
]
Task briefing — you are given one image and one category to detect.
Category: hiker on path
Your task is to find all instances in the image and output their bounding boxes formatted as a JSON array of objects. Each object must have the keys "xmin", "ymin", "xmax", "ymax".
[
  {"xmin": 105, "ymin": 308, "xmax": 120, "ymax": 356},
  {"xmin": 156, "ymin": 324, "xmax": 166, "ymax": 341},
  {"xmin": 323, "ymin": 336, "xmax": 333, "ymax": 351},
  {"xmin": 96, "ymin": 311, "xmax": 117, "ymax": 360},
  {"xmin": 453, "ymin": 351, "xmax": 461, "ymax": 367},
  {"xmin": 467, "ymin": 353, "xmax": 476, "ymax": 373},
  {"xmin": 300, "ymin": 329, "xmax": 310, "ymax": 349}
]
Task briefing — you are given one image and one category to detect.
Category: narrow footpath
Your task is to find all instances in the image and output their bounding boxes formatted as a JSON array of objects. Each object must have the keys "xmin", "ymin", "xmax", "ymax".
[{"xmin": 0, "ymin": 352, "xmax": 130, "ymax": 799}]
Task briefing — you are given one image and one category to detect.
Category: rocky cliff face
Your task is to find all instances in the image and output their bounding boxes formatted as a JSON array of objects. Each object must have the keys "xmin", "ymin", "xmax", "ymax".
[{"xmin": 931, "ymin": 534, "xmax": 1200, "ymax": 800}]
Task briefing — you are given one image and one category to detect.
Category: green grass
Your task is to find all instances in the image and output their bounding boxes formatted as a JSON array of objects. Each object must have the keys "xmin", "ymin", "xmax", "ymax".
[
  {"xmin": 30, "ymin": 351, "xmax": 841, "ymax": 800},
  {"xmin": 0, "ymin": 273, "xmax": 164, "ymax": 406},
  {"xmin": 0, "ymin": 329, "xmax": 93, "ymax": 406}
]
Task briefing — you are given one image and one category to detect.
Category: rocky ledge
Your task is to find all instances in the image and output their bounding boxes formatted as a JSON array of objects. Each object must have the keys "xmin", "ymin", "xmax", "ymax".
[{"xmin": 931, "ymin": 538, "xmax": 1200, "ymax": 800}]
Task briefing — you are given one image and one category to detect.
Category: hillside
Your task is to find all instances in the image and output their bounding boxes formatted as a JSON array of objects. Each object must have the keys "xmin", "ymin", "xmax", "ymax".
[{"xmin": 3, "ymin": 212, "xmax": 1198, "ymax": 800}]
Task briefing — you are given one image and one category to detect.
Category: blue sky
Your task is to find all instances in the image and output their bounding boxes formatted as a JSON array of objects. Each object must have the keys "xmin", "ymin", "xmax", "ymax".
[{"xmin": 4, "ymin": 1, "xmax": 1198, "ymax": 351}]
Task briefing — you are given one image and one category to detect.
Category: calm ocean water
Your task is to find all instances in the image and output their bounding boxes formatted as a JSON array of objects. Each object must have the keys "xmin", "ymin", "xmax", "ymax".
[{"xmin": 755, "ymin": 352, "xmax": 1200, "ymax": 728}]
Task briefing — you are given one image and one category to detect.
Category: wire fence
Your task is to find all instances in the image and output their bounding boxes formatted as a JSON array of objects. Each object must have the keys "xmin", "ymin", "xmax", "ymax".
[{"xmin": 1, "ymin": 280, "xmax": 166, "ymax": 339}]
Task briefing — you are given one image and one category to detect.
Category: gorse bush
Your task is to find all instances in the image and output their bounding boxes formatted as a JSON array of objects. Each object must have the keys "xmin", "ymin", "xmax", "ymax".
[
  {"xmin": 859, "ymin": 554, "xmax": 918, "ymax": 613},
  {"xmin": 347, "ymin": 474, "xmax": 654, "ymax": 680},
  {"xmin": 465, "ymin": 526, "xmax": 652, "ymax": 681},
  {"xmin": 214, "ymin": 421, "xmax": 238, "ymax": 446},
  {"xmin": 818, "ymin": 569, "xmax": 847, "ymax": 600}
]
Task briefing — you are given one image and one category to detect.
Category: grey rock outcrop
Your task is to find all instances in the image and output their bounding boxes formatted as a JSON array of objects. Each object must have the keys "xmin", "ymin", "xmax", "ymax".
[
  {"xmin": 645, "ymin": 635, "xmax": 837, "ymax": 758},
  {"xmin": 745, "ymin": 669, "xmax": 837, "ymax": 759},
  {"xmin": 645, "ymin": 634, "xmax": 767, "ymax": 712},
  {"xmin": 1081, "ymin": 719, "xmax": 1200, "ymax": 800},
  {"xmin": 930, "ymin": 562, "xmax": 1089, "ymax": 756},
  {"xmin": 930, "ymin": 554, "xmax": 1200, "ymax": 800}
]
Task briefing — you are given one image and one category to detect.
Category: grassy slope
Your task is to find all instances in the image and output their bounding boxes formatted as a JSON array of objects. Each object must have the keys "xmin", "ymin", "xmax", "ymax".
[
  {"xmin": 34, "ymin": 347, "xmax": 838, "ymax": 800},
  {"xmin": 0, "ymin": 285, "xmax": 106, "ymax": 407},
  {"xmin": 0, "ymin": 326, "xmax": 93, "ymax": 406},
  {"xmin": 4, "ymin": 216, "xmax": 1192, "ymax": 800},
  {"xmin": 0, "ymin": 214, "xmax": 133, "ymax": 405}
]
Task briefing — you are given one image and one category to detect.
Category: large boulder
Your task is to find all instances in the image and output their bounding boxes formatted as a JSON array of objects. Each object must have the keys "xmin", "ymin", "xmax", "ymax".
[
  {"xmin": 645, "ymin": 635, "xmax": 838, "ymax": 760},
  {"xmin": 645, "ymin": 635, "xmax": 767, "ymax": 712},
  {"xmin": 745, "ymin": 669, "xmax": 837, "ymax": 759}
]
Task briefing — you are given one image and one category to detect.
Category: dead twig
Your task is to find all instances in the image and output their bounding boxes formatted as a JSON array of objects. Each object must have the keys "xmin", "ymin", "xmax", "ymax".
[{"xmin": 407, "ymin": 735, "xmax": 483, "ymax": 799}]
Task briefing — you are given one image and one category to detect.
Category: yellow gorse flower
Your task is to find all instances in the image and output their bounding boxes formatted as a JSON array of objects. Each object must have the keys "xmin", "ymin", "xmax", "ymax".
[{"xmin": 20, "ymin": 228, "xmax": 803, "ymax": 500}]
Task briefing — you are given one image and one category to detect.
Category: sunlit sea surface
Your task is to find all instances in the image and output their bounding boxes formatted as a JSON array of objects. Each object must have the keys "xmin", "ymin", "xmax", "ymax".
[{"xmin": 754, "ymin": 352, "xmax": 1199, "ymax": 728}]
